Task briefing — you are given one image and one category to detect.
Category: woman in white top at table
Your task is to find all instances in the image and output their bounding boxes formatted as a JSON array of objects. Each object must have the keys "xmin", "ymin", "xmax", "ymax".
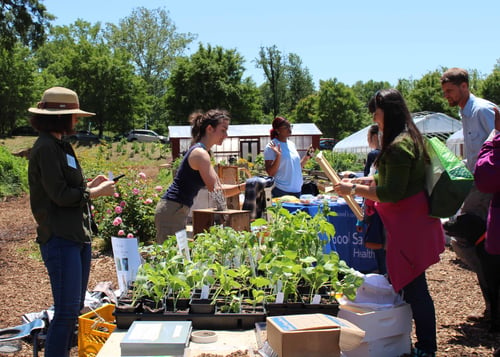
[{"xmin": 264, "ymin": 116, "xmax": 313, "ymax": 198}]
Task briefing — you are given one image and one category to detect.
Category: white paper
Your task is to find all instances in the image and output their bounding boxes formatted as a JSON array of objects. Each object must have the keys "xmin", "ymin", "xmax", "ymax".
[
  {"xmin": 175, "ymin": 229, "xmax": 191, "ymax": 260},
  {"xmin": 111, "ymin": 237, "xmax": 142, "ymax": 294},
  {"xmin": 128, "ymin": 323, "xmax": 162, "ymax": 341},
  {"xmin": 276, "ymin": 292, "xmax": 285, "ymax": 304},
  {"xmin": 312, "ymin": 294, "xmax": 321, "ymax": 304},
  {"xmin": 201, "ymin": 285, "xmax": 210, "ymax": 299}
]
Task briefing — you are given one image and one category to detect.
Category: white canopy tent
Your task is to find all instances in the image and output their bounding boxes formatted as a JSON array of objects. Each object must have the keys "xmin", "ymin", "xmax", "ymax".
[
  {"xmin": 333, "ymin": 112, "xmax": 462, "ymax": 156},
  {"xmin": 446, "ymin": 128, "xmax": 464, "ymax": 157}
]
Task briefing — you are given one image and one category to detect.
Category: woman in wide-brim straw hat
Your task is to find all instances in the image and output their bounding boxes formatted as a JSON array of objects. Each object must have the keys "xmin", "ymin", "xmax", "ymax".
[{"xmin": 28, "ymin": 87, "xmax": 115, "ymax": 357}]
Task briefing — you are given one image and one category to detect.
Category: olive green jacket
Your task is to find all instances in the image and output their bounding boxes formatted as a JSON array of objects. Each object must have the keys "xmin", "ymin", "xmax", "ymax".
[{"xmin": 28, "ymin": 132, "xmax": 93, "ymax": 244}]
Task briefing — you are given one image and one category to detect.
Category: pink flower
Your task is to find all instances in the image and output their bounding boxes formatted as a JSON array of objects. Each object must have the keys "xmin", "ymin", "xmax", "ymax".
[
  {"xmin": 106, "ymin": 209, "xmax": 112, "ymax": 214},
  {"xmin": 132, "ymin": 188, "xmax": 139, "ymax": 195},
  {"xmin": 118, "ymin": 230, "xmax": 125, "ymax": 236},
  {"xmin": 114, "ymin": 192, "xmax": 120, "ymax": 198},
  {"xmin": 112, "ymin": 217, "xmax": 123, "ymax": 226},
  {"xmin": 154, "ymin": 185, "xmax": 163, "ymax": 192},
  {"xmin": 144, "ymin": 198, "xmax": 153, "ymax": 204},
  {"xmin": 114, "ymin": 206, "xmax": 123, "ymax": 214},
  {"xmin": 120, "ymin": 201, "xmax": 126, "ymax": 207},
  {"xmin": 127, "ymin": 233, "xmax": 135, "ymax": 238},
  {"xmin": 138, "ymin": 172, "xmax": 147, "ymax": 179}
]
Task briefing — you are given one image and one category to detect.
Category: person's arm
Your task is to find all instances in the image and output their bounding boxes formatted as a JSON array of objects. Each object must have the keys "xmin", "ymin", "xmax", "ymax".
[
  {"xmin": 477, "ymin": 106, "xmax": 496, "ymax": 138},
  {"xmin": 335, "ymin": 141, "xmax": 414, "ymax": 203},
  {"xmin": 88, "ymin": 175, "xmax": 115, "ymax": 198},
  {"xmin": 221, "ymin": 182, "xmax": 246, "ymax": 197},
  {"xmin": 265, "ymin": 141, "xmax": 281, "ymax": 176},
  {"xmin": 36, "ymin": 144, "xmax": 90, "ymax": 207},
  {"xmin": 300, "ymin": 145, "xmax": 314, "ymax": 168},
  {"xmin": 189, "ymin": 147, "xmax": 243, "ymax": 197},
  {"xmin": 189, "ymin": 147, "xmax": 218, "ymax": 191},
  {"xmin": 335, "ymin": 180, "xmax": 380, "ymax": 202},
  {"xmin": 475, "ymin": 107, "xmax": 500, "ymax": 193},
  {"xmin": 484, "ymin": 106, "xmax": 500, "ymax": 142}
]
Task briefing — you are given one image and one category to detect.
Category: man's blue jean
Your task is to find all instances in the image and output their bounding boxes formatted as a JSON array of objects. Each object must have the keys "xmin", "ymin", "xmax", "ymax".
[
  {"xmin": 402, "ymin": 272, "xmax": 437, "ymax": 353},
  {"xmin": 40, "ymin": 236, "xmax": 91, "ymax": 357}
]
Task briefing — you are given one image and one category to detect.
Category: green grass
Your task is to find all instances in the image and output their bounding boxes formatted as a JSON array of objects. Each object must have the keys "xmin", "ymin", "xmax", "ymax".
[
  {"xmin": 1, "ymin": 136, "xmax": 172, "ymax": 180},
  {"xmin": 0, "ymin": 136, "xmax": 37, "ymax": 153},
  {"xmin": 16, "ymin": 240, "xmax": 42, "ymax": 262}
]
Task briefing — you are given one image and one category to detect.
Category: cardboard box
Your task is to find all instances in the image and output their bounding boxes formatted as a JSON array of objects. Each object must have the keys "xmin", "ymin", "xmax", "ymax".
[
  {"xmin": 342, "ymin": 332, "xmax": 411, "ymax": 357},
  {"xmin": 338, "ymin": 303, "xmax": 412, "ymax": 342},
  {"xmin": 266, "ymin": 313, "xmax": 365, "ymax": 357},
  {"xmin": 120, "ymin": 321, "xmax": 192, "ymax": 356}
]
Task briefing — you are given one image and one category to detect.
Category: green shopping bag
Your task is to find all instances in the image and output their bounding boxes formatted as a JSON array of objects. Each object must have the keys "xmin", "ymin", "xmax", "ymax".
[{"xmin": 425, "ymin": 137, "xmax": 473, "ymax": 218}]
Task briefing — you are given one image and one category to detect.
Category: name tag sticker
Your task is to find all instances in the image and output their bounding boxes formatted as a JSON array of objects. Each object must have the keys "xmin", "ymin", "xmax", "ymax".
[{"xmin": 66, "ymin": 154, "xmax": 77, "ymax": 168}]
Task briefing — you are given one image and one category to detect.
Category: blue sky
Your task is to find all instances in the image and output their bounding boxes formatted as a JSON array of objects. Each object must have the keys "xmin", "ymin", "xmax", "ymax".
[{"xmin": 43, "ymin": 0, "xmax": 500, "ymax": 87}]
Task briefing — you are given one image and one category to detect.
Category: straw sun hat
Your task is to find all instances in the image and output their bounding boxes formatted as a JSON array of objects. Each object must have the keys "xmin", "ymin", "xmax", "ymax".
[{"xmin": 28, "ymin": 86, "xmax": 95, "ymax": 117}]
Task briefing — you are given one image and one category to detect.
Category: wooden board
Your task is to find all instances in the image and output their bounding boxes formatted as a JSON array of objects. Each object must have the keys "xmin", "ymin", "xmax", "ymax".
[
  {"xmin": 192, "ymin": 209, "xmax": 251, "ymax": 235},
  {"xmin": 314, "ymin": 152, "xmax": 364, "ymax": 221}
]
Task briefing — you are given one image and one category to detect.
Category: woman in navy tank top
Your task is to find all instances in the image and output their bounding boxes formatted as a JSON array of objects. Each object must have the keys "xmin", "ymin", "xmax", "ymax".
[{"xmin": 155, "ymin": 109, "xmax": 245, "ymax": 243}]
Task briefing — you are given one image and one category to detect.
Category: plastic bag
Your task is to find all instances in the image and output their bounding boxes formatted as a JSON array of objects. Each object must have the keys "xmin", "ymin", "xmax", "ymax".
[{"xmin": 425, "ymin": 137, "xmax": 473, "ymax": 218}]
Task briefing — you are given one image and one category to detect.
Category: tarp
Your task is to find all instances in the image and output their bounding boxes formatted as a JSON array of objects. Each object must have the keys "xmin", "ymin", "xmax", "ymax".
[{"xmin": 333, "ymin": 112, "xmax": 462, "ymax": 155}]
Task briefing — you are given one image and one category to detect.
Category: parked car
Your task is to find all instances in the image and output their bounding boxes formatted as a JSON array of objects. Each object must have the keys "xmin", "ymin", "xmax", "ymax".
[
  {"xmin": 10, "ymin": 126, "xmax": 38, "ymax": 136},
  {"xmin": 65, "ymin": 130, "xmax": 101, "ymax": 144},
  {"xmin": 319, "ymin": 138, "xmax": 336, "ymax": 150},
  {"xmin": 126, "ymin": 129, "xmax": 168, "ymax": 143}
]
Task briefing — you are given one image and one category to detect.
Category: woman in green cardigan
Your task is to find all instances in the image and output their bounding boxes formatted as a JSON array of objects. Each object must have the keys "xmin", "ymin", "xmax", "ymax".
[{"xmin": 335, "ymin": 89, "xmax": 445, "ymax": 357}]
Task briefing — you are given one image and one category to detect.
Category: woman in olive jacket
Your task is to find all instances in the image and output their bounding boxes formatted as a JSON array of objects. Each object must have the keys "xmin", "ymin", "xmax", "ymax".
[{"xmin": 28, "ymin": 87, "xmax": 115, "ymax": 357}]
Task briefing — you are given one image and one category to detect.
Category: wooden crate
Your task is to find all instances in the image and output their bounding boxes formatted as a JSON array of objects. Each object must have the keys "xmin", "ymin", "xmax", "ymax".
[{"xmin": 192, "ymin": 209, "xmax": 250, "ymax": 235}]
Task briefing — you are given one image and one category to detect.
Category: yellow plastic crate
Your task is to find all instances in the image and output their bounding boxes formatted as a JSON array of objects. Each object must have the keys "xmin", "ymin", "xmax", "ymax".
[{"xmin": 78, "ymin": 304, "xmax": 117, "ymax": 357}]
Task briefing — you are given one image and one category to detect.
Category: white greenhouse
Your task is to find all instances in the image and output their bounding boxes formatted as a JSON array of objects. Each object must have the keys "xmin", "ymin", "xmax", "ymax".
[{"xmin": 333, "ymin": 112, "xmax": 462, "ymax": 156}]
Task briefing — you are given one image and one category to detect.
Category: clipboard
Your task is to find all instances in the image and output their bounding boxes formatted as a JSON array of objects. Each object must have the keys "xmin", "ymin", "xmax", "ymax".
[{"xmin": 314, "ymin": 151, "xmax": 364, "ymax": 221}]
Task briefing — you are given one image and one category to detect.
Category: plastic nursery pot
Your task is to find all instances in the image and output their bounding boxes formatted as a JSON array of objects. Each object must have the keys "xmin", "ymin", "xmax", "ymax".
[{"xmin": 189, "ymin": 299, "xmax": 216, "ymax": 314}]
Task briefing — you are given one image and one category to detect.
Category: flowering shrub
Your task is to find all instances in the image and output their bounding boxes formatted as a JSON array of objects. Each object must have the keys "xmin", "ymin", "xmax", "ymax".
[{"xmin": 92, "ymin": 171, "xmax": 162, "ymax": 250}]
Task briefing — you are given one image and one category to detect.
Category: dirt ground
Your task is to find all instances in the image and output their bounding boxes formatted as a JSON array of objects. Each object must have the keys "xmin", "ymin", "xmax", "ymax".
[{"xmin": 0, "ymin": 195, "xmax": 499, "ymax": 356}]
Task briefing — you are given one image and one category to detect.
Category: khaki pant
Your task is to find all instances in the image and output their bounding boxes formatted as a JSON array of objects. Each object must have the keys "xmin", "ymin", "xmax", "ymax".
[{"xmin": 154, "ymin": 199, "xmax": 189, "ymax": 244}]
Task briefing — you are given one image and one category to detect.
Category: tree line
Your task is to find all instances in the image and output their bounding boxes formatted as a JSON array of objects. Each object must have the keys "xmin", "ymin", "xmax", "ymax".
[{"xmin": 1, "ymin": 1, "xmax": 500, "ymax": 141}]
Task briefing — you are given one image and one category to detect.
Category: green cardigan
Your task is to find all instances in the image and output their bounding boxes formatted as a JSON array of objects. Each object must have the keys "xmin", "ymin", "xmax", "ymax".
[{"xmin": 374, "ymin": 133, "xmax": 426, "ymax": 203}]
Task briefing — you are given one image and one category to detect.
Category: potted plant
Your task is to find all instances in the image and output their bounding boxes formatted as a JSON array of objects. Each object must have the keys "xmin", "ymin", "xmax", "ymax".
[{"xmin": 189, "ymin": 264, "xmax": 217, "ymax": 314}]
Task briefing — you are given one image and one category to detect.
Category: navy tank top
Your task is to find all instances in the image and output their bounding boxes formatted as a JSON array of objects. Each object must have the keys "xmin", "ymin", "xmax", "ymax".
[{"xmin": 163, "ymin": 143, "xmax": 206, "ymax": 207}]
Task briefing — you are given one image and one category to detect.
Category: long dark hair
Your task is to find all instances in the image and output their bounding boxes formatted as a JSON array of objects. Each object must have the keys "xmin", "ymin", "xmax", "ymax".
[
  {"xmin": 368, "ymin": 89, "xmax": 426, "ymax": 160},
  {"xmin": 189, "ymin": 109, "xmax": 230, "ymax": 145}
]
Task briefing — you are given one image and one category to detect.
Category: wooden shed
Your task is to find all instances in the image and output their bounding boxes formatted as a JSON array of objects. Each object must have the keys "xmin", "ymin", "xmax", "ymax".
[{"xmin": 168, "ymin": 123, "xmax": 323, "ymax": 163}]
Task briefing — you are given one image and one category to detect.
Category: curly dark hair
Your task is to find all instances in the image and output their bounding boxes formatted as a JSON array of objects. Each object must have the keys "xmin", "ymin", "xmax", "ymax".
[{"xmin": 189, "ymin": 109, "xmax": 231, "ymax": 145}]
